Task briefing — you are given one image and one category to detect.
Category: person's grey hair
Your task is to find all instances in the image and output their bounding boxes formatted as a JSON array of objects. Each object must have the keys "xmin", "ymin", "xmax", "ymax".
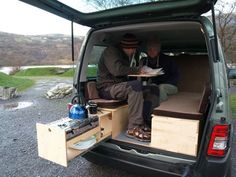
[{"xmin": 146, "ymin": 38, "xmax": 161, "ymax": 52}]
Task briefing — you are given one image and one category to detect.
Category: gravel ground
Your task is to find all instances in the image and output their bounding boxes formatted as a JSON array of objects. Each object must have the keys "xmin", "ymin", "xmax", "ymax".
[
  {"xmin": 0, "ymin": 78, "xmax": 236, "ymax": 177},
  {"xmin": 0, "ymin": 78, "xmax": 137, "ymax": 177}
]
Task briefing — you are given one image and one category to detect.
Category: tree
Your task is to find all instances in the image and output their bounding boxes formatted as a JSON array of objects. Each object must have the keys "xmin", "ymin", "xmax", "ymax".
[
  {"xmin": 84, "ymin": 0, "xmax": 132, "ymax": 10},
  {"xmin": 215, "ymin": 0, "xmax": 236, "ymax": 63},
  {"xmin": 82, "ymin": 0, "xmax": 157, "ymax": 10}
]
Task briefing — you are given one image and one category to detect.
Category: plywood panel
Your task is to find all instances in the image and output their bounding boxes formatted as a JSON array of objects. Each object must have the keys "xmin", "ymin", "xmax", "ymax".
[
  {"xmin": 99, "ymin": 112, "xmax": 112, "ymax": 138},
  {"xmin": 151, "ymin": 116, "xmax": 199, "ymax": 156},
  {"xmin": 36, "ymin": 123, "xmax": 68, "ymax": 167},
  {"xmin": 66, "ymin": 127, "xmax": 100, "ymax": 161},
  {"xmin": 108, "ymin": 105, "xmax": 128, "ymax": 138},
  {"xmin": 67, "ymin": 126, "xmax": 100, "ymax": 147}
]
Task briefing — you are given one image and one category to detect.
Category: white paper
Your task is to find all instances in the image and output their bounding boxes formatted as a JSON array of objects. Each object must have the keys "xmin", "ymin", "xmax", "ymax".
[{"xmin": 142, "ymin": 66, "xmax": 164, "ymax": 75}]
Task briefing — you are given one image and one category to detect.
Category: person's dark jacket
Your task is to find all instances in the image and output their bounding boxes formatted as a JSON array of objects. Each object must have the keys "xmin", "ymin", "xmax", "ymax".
[
  {"xmin": 140, "ymin": 53, "xmax": 179, "ymax": 86},
  {"xmin": 97, "ymin": 46, "xmax": 140, "ymax": 90}
]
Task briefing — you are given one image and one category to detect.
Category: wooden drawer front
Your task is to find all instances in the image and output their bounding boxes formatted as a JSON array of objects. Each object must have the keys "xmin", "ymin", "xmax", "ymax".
[
  {"xmin": 37, "ymin": 123, "xmax": 68, "ymax": 166},
  {"xmin": 151, "ymin": 115, "xmax": 199, "ymax": 156}
]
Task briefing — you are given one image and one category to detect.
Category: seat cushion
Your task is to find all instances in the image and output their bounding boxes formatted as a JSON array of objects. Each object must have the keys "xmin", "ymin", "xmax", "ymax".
[
  {"xmin": 90, "ymin": 99, "xmax": 127, "ymax": 108},
  {"xmin": 86, "ymin": 81, "xmax": 126, "ymax": 108},
  {"xmin": 153, "ymin": 92, "xmax": 203, "ymax": 120},
  {"xmin": 86, "ymin": 81, "xmax": 100, "ymax": 99}
]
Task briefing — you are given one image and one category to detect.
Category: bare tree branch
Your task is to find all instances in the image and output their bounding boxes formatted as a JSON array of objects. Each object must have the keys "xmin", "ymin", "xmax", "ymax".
[
  {"xmin": 82, "ymin": 0, "xmax": 159, "ymax": 10},
  {"xmin": 215, "ymin": 0, "xmax": 236, "ymax": 58}
]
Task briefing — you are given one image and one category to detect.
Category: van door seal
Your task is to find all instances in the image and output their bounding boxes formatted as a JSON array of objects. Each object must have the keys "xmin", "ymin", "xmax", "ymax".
[
  {"xmin": 71, "ymin": 21, "xmax": 75, "ymax": 62},
  {"xmin": 71, "ymin": 20, "xmax": 80, "ymax": 95},
  {"xmin": 210, "ymin": 0, "xmax": 220, "ymax": 62},
  {"xmin": 210, "ymin": 1, "xmax": 224, "ymax": 113}
]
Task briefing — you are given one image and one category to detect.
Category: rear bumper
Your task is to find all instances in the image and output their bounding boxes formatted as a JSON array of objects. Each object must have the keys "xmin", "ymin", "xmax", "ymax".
[
  {"xmin": 83, "ymin": 143, "xmax": 231, "ymax": 177},
  {"xmin": 83, "ymin": 144, "xmax": 186, "ymax": 177},
  {"xmin": 195, "ymin": 147, "xmax": 232, "ymax": 177}
]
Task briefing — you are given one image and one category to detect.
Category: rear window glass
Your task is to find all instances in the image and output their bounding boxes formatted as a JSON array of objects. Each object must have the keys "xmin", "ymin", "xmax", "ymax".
[
  {"xmin": 86, "ymin": 45, "xmax": 106, "ymax": 77},
  {"xmin": 58, "ymin": 0, "xmax": 167, "ymax": 13}
]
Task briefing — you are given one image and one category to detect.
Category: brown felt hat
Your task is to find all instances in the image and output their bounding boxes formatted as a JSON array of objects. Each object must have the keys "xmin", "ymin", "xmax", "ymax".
[{"xmin": 120, "ymin": 33, "xmax": 139, "ymax": 49}]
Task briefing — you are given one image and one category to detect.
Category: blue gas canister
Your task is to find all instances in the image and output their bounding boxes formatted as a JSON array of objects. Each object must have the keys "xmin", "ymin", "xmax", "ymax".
[{"xmin": 69, "ymin": 104, "xmax": 86, "ymax": 119}]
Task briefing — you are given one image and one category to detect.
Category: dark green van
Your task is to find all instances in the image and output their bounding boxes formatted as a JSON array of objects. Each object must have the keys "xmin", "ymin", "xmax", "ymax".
[{"xmin": 20, "ymin": 0, "xmax": 232, "ymax": 176}]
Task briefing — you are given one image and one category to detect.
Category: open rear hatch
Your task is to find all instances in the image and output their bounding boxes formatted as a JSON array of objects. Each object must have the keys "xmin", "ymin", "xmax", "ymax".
[{"xmin": 20, "ymin": 0, "xmax": 217, "ymax": 27}]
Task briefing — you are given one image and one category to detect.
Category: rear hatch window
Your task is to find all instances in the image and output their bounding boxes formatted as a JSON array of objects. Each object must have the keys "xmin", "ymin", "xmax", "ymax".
[
  {"xmin": 57, "ymin": 0, "xmax": 214, "ymax": 14},
  {"xmin": 20, "ymin": 0, "xmax": 216, "ymax": 27}
]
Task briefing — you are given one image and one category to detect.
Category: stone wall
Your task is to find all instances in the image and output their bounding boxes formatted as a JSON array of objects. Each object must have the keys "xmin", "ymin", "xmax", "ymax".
[{"xmin": 0, "ymin": 86, "xmax": 17, "ymax": 100}]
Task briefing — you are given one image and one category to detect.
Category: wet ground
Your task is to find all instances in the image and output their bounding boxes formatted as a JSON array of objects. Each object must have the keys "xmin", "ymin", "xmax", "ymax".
[
  {"xmin": 0, "ymin": 78, "xmax": 236, "ymax": 177},
  {"xmin": 0, "ymin": 101, "xmax": 33, "ymax": 111},
  {"xmin": 0, "ymin": 77, "xmax": 137, "ymax": 177}
]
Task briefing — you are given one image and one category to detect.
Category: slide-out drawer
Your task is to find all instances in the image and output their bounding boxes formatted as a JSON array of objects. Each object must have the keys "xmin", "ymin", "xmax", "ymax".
[{"xmin": 36, "ymin": 111, "xmax": 112, "ymax": 167}]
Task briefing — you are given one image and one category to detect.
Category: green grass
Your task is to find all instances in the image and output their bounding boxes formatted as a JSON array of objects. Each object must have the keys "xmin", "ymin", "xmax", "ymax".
[
  {"xmin": 14, "ymin": 67, "xmax": 63, "ymax": 76},
  {"xmin": 14, "ymin": 66, "xmax": 98, "ymax": 78},
  {"xmin": 87, "ymin": 66, "xmax": 97, "ymax": 77},
  {"xmin": 0, "ymin": 72, "xmax": 34, "ymax": 91},
  {"xmin": 61, "ymin": 67, "xmax": 97, "ymax": 77},
  {"xmin": 60, "ymin": 68, "xmax": 75, "ymax": 77}
]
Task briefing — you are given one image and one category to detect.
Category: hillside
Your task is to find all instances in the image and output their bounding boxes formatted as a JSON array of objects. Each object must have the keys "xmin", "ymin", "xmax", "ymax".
[{"xmin": 0, "ymin": 32, "xmax": 84, "ymax": 66}]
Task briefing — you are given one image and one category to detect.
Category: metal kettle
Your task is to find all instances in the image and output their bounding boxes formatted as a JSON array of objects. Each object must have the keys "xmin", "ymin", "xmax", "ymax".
[{"xmin": 69, "ymin": 94, "xmax": 88, "ymax": 119}]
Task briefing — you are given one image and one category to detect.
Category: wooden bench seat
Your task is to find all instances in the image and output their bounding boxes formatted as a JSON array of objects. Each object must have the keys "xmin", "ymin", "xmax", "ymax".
[
  {"xmin": 154, "ymin": 92, "xmax": 202, "ymax": 119},
  {"xmin": 151, "ymin": 88, "xmax": 210, "ymax": 156},
  {"xmin": 85, "ymin": 81, "xmax": 126, "ymax": 108},
  {"xmin": 153, "ymin": 83, "xmax": 211, "ymax": 120},
  {"xmin": 153, "ymin": 54, "xmax": 211, "ymax": 120}
]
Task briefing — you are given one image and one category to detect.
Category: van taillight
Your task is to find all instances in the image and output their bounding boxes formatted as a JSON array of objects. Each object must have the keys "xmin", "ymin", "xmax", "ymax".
[{"xmin": 207, "ymin": 124, "xmax": 229, "ymax": 157}]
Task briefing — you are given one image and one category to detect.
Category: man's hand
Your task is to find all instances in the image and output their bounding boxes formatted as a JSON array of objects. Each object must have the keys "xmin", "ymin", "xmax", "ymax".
[
  {"xmin": 140, "ymin": 66, "xmax": 153, "ymax": 74},
  {"xmin": 138, "ymin": 66, "xmax": 145, "ymax": 74}
]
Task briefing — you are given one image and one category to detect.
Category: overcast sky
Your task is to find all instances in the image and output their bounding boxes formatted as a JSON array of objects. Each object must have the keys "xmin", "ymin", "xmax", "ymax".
[
  {"xmin": 0, "ymin": 0, "xmax": 235, "ymax": 36},
  {"xmin": 0, "ymin": 0, "xmax": 90, "ymax": 36}
]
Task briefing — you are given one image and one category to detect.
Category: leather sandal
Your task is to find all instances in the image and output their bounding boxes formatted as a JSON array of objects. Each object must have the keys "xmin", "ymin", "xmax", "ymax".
[
  {"xmin": 141, "ymin": 125, "xmax": 151, "ymax": 133},
  {"xmin": 126, "ymin": 127, "xmax": 151, "ymax": 142}
]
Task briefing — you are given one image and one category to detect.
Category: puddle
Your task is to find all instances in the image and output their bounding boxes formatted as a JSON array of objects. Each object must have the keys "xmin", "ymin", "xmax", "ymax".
[
  {"xmin": 34, "ymin": 87, "xmax": 44, "ymax": 90},
  {"xmin": 0, "ymin": 101, "xmax": 33, "ymax": 111}
]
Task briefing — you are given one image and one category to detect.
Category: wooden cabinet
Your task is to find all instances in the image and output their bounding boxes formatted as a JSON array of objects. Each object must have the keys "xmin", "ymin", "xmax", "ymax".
[
  {"xmin": 36, "ymin": 111, "xmax": 112, "ymax": 167},
  {"xmin": 151, "ymin": 115, "xmax": 200, "ymax": 156}
]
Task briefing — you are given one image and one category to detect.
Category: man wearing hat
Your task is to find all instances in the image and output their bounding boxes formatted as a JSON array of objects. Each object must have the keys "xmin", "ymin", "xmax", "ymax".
[{"xmin": 97, "ymin": 33, "xmax": 159, "ymax": 142}]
